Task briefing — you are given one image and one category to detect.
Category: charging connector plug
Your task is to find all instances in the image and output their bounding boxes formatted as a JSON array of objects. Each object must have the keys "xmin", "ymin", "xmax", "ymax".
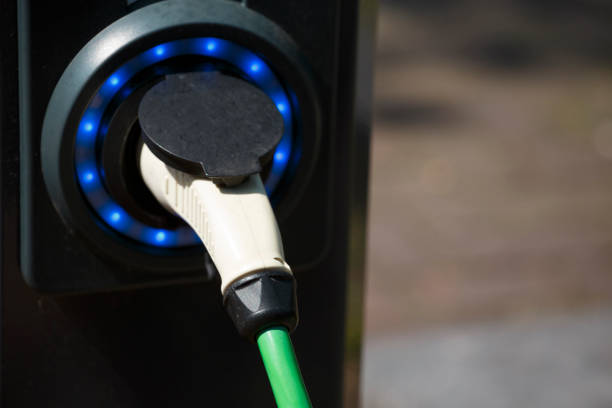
[
  {"xmin": 139, "ymin": 144, "xmax": 298, "ymax": 340},
  {"xmin": 136, "ymin": 71, "xmax": 311, "ymax": 407}
]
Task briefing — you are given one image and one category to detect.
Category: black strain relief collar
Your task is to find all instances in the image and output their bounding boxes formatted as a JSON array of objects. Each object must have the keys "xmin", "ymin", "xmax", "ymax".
[{"xmin": 222, "ymin": 268, "xmax": 298, "ymax": 342}]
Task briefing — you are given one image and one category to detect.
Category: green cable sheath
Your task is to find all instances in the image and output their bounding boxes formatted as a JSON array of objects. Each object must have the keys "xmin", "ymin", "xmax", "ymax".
[{"xmin": 257, "ymin": 327, "xmax": 312, "ymax": 408}]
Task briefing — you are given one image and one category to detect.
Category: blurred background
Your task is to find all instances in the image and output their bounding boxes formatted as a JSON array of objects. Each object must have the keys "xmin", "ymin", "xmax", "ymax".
[{"xmin": 361, "ymin": 0, "xmax": 612, "ymax": 406}]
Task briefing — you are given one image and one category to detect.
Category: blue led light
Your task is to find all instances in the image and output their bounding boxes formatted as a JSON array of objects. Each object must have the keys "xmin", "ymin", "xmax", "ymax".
[
  {"xmin": 140, "ymin": 228, "xmax": 177, "ymax": 247},
  {"xmin": 75, "ymin": 37, "xmax": 298, "ymax": 248},
  {"xmin": 274, "ymin": 151, "xmax": 286, "ymax": 162},
  {"xmin": 110, "ymin": 211, "xmax": 121, "ymax": 223},
  {"xmin": 155, "ymin": 230, "xmax": 166, "ymax": 243},
  {"xmin": 101, "ymin": 205, "xmax": 129, "ymax": 229},
  {"xmin": 82, "ymin": 171, "xmax": 95, "ymax": 183}
]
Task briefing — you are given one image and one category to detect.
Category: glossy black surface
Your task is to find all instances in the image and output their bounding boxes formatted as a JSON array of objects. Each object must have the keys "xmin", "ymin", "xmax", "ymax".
[
  {"xmin": 31, "ymin": 0, "xmax": 323, "ymax": 291},
  {"xmin": 1, "ymin": 0, "xmax": 374, "ymax": 406}
]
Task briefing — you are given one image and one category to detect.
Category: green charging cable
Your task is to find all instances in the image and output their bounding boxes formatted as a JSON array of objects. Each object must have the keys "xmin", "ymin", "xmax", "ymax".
[{"xmin": 257, "ymin": 327, "xmax": 312, "ymax": 408}]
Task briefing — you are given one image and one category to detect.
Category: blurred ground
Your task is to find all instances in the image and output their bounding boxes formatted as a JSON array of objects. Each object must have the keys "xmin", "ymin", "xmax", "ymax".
[
  {"xmin": 363, "ymin": 307, "xmax": 612, "ymax": 408},
  {"xmin": 362, "ymin": 0, "xmax": 612, "ymax": 406}
]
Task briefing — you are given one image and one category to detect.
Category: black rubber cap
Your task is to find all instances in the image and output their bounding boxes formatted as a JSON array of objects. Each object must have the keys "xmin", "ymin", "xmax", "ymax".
[
  {"xmin": 138, "ymin": 71, "xmax": 284, "ymax": 186},
  {"xmin": 223, "ymin": 269, "xmax": 298, "ymax": 341}
]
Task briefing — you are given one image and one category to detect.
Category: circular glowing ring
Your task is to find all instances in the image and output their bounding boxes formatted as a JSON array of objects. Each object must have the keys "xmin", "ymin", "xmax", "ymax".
[
  {"xmin": 75, "ymin": 38, "xmax": 295, "ymax": 248},
  {"xmin": 42, "ymin": 0, "xmax": 320, "ymax": 272}
]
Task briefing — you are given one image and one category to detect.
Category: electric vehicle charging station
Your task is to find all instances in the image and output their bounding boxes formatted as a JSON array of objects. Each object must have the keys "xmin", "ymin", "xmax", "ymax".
[{"xmin": 0, "ymin": 0, "xmax": 375, "ymax": 405}]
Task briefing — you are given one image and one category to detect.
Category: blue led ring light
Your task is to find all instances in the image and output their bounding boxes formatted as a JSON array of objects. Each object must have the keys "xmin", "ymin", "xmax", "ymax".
[{"xmin": 74, "ymin": 38, "xmax": 295, "ymax": 248}]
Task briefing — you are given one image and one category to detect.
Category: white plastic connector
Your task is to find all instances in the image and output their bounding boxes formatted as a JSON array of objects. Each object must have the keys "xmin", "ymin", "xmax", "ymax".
[{"xmin": 139, "ymin": 144, "xmax": 292, "ymax": 294}]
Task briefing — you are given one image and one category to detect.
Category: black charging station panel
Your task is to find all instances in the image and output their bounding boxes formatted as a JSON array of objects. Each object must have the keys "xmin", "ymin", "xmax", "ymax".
[
  {"xmin": 24, "ymin": 0, "xmax": 326, "ymax": 293},
  {"xmin": 1, "ymin": 0, "xmax": 375, "ymax": 406}
]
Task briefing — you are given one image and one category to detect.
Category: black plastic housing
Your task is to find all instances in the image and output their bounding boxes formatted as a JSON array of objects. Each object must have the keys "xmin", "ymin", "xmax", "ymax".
[
  {"xmin": 223, "ymin": 269, "xmax": 298, "ymax": 341},
  {"xmin": 2, "ymin": 0, "xmax": 376, "ymax": 406},
  {"xmin": 31, "ymin": 0, "xmax": 322, "ymax": 291},
  {"xmin": 139, "ymin": 71, "xmax": 284, "ymax": 184}
]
